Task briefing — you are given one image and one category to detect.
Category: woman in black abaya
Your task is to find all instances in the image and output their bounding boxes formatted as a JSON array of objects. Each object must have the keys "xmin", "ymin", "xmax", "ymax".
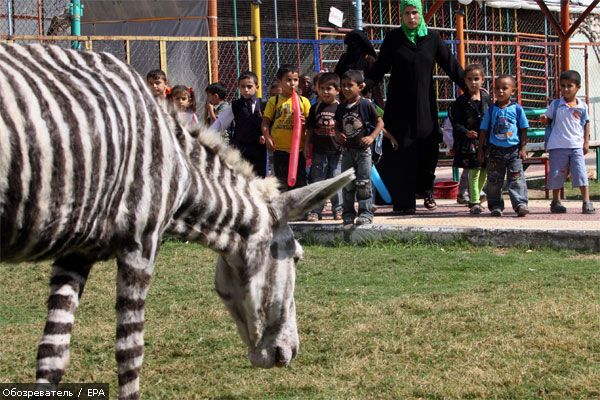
[{"xmin": 364, "ymin": 0, "xmax": 466, "ymax": 214}]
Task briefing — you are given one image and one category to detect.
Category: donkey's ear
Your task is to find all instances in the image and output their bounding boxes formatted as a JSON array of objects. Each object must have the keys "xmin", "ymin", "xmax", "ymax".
[{"xmin": 276, "ymin": 168, "xmax": 355, "ymax": 221}]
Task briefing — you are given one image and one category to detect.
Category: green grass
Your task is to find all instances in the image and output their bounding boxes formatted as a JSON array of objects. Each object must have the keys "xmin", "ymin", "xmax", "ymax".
[
  {"xmin": 528, "ymin": 177, "xmax": 600, "ymax": 200},
  {"xmin": 1, "ymin": 241, "xmax": 599, "ymax": 399}
]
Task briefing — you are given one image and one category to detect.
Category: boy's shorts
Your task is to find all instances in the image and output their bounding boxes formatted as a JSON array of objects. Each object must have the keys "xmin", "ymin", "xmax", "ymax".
[{"xmin": 547, "ymin": 148, "xmax": 589, "ymax": 189}]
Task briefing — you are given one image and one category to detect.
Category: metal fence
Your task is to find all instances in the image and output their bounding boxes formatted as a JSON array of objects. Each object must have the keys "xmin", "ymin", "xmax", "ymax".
[
  {"xmin": 0, "ymin": 35, "xmax": 253, "ymax": 102},
  {"xmin": 1, "ymin": 33, "xmax": 598, "ymax": 142},
  {"xmin": 260, "ymin": 37, "xmax": 599, "ymax": 142}
]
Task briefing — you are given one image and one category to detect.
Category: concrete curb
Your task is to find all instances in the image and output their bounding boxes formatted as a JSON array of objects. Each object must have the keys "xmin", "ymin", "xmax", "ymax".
[{"xmin": 291, "ymin": 223, "xmax": 600, "ymax": 252}]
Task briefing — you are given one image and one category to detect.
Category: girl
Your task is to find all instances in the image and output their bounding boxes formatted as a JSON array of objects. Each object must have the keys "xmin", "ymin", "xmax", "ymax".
[{"xmin": 168, "ymin": 85, "xmax": 200, "ymax": 131}]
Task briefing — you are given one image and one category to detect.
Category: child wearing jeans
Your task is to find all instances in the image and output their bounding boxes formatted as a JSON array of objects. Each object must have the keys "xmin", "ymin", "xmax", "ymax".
[
  {"xmin": 478, "ymin": 74, "xmax": 530, "ymax": 217},
  {"xmin": 541, "ymin": 70, "xmax": 596, "ymax": 214},
  {"xmin": 335, "ymin": 69, "xmax": 384, "ymax": 227},
  {"xmin": 304, "ymin": 72, "xmax": 343, "ymax": 221},
  {"xmin": 449, "ymin": 63, "xmax": 492, "ymax": 214},
  {"xmin": 261, "ymin": 64, "xmax": 312, "ymax": 192}
]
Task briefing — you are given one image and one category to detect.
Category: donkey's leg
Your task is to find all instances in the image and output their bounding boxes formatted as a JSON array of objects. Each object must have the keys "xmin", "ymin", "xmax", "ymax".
[
  {"xmin": 36, "ymin": 253, "xmax": 93, "ymax": 383},
  {"xmin": 115, "ymin": 246, "xmax": 157, "ymax": 400}
]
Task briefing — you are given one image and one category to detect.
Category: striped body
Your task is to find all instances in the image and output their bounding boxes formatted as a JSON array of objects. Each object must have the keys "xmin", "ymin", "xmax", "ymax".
[
  {"xmin": 0, "ymin": 43, "xmax": 355, "ymax": 399},
  {"xmin": 0, "ymin": 43, "xmax": 189, "ymax": 263}
]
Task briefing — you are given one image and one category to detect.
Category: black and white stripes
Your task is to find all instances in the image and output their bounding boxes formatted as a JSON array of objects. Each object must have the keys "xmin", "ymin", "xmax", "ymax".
[{"xmin": 0, "ymin": 43, "xmax": 355, "ymax": 399}]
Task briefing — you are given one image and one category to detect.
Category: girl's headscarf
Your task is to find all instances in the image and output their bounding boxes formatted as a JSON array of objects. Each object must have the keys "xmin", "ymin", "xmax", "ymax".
[{"xmin": 400, "ymin": 0, "xmax": 428, "ymax": 44}]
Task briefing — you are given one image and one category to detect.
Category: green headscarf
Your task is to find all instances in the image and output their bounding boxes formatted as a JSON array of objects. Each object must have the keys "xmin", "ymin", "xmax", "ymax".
[{"xmin": 400, "ymin": 0, "xmax": 428, "ymax": 44}]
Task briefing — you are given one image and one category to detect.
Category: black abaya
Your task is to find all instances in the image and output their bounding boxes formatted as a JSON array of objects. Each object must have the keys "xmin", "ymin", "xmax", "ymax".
[{"xmin": 365, "ymin": 29, "xmax": 466, "ymax": 210}]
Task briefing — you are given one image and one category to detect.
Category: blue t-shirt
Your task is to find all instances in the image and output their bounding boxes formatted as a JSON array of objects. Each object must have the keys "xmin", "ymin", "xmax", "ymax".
[{"xmin": 480, "ymin": 102, "xmax": 529, "ymax": 147}]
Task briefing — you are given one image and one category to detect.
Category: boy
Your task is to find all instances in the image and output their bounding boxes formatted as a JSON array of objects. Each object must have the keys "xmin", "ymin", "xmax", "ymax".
[
  {"xmin": 261, "ymin": 64, "xmax": 312, "ymax": 191},
  {"xmin": 449, "ymin": 63, "xmax": 492, "ymax": 214},
  {"xmin": 540, "ymin": 70, "xmax": 595, "ymax": 214},
  {"xmin": 146, "ymin": 69, "xmax": 169, "ymax": 110},
  {"xmin": 300, "ymin": 73, "xmax": 318, "ymax": 105},
  {"xmin": 205, "ymin": 83, "xmax": 231, "ymax": 142},
  {"xmin": 304, "ymin": 72, "xmax": 343, "ymax": 221},
  {"xmin": 335, "ymin": 69, "xmax": 384, "ymax": 227},
  {"xmin": 478, "ymin": 74, "xmax": 530, "ymax": 217},
  {"xmin": 210, "ymin": 71, "xmax": 267, "ymax": 177}
]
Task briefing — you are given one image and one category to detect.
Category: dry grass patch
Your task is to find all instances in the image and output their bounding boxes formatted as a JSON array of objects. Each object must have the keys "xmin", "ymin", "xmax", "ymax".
[{"xmin": 1, "ymin": 241, "xmax": 598, "ymax": 399}]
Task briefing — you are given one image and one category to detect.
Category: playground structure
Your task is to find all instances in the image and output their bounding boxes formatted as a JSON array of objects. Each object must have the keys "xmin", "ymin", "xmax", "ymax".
[{"xmin": 1, "ymin": 0, "xmax": 599, "ymax": 143}]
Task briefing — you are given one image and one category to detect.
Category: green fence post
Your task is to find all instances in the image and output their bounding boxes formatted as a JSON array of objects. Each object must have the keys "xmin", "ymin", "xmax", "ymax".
[{"xmin": 70, "ymin": 0, "xmax": 83, "ymax": 50}]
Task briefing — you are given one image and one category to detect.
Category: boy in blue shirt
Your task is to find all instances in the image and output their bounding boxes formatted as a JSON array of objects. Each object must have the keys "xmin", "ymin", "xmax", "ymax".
[
  {"xmin": 478, "ymin": 74, "xmax": 530, "ymax": 217},
  {"xmin": 540, "ymin": 70, "xmax": 595, "ymax": 214}
]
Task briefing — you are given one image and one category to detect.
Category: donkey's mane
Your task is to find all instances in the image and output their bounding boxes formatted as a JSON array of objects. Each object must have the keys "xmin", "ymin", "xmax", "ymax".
[{"xmin": 185, "ymin": 118, "xmax": 281, "ymax": 201}]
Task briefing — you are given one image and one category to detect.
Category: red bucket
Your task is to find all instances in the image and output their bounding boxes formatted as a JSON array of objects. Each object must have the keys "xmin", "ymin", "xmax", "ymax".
[{"xmin": 433, "ymin": 180, "xmax": 459, "ymax": 199}]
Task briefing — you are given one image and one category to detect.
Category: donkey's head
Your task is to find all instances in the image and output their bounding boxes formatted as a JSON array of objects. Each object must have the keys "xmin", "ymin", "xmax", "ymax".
[{"xmin": 214, "ymin": 169, "xmax": 355, "ymax": 368}]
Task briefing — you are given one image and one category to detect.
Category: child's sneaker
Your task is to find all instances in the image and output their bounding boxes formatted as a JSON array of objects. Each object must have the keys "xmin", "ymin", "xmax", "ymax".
[
  {"xmin": 550, "ymin": 200, "xmax": 567, "ymax": 214},
  {"xmin": 490, "ymin": 208, "xmax": 503, "ymax": 217},
  {"xmin": 582, "ymin": 201, "xmax": 596, "ymax": 214},
  {"xmin": 457, "ymin": 194, "xmax": 469, "ymax": 205},
  {"xmin": 469, "ymin": 204, "xmax": 483, "ymax": 215},
  {"xmin": 333, "ymin": 209, "xmax": 343, "ymax": 220},
  {"xmin": 516, "ymin": 205, "xmax": 530, "ymax": 217},
  {"xmin": 306, "ymin": 212, "xmax": 319, "ymax": 222},
  {"xmin": 354, "ymin": 216, "xmax": 372, "ymax": 226}
]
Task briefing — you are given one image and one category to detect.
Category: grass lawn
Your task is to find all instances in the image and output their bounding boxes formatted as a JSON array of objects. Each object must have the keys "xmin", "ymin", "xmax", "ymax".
[
  {"xmin": 1, "ymin": 241, "xmax": 598, "ymax": 399},
  {"xmin": 528, "ymin": 177, "xmax": 600, "ymax": 201}
]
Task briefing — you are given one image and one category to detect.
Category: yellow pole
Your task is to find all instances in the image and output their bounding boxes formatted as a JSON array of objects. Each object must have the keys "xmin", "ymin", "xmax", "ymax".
[
  {"xmin": 251, "ymin": 1, "xmax": 262, "ymax": 98},
  {"xmin": 159, "ymin": 40, "xmax": 167, "ymax": 75},
  {"xmin": 313, "ymin": 0, "xmax": 319, "ymax": 39}
]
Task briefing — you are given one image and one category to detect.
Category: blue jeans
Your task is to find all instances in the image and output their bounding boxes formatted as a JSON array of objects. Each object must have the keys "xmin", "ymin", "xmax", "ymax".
[
  {"xmin": 485, "ymin": 145, "xmax": 528, "ymax": 211},
  {"xmin": 341, "ymin": 147, "xmax": 373, "ymax": 220},
  {"xmin": 310, "ymin": 152, "xmax": 342, "ymax": 215}
]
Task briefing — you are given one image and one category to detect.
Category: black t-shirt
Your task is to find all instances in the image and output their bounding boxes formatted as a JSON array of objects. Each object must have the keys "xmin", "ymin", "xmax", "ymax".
[
  {"xmin": 307, "ymin": 101, "xmax": 342, "ymax": 154},
  {"xmin": 334, "ymin": 99, "xmax": 379, "ymax": 149}
]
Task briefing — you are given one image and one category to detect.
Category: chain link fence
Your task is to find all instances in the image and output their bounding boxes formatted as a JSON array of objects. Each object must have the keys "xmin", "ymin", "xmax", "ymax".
[{"xmin": 0, "ymin": 35, "xmax": 252, "ymax": 107}]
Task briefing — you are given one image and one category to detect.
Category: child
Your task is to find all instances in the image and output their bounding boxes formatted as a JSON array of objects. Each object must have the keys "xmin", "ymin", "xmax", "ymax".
[
  {"xmin": 300, "ymin": 73, "xmax": 318, "ymax": 105},
  {"xmin": 478, "ymin": 74, "xmax": 530, "ymax": 217},
  {"xmin": 304, "ymin": 72, "xmax": 343, "ymax": 221},
  {"xmin": 540, "ymin": 70, "xmax": 595, "ymax": 214},
  {"xmin": 261, "ymin": 64, "xmax": 312, "ymax": 192},
  {"xmin": 205, "ymin": 83, "xmax": 231, "ymax": 141},
  {"xmin": 146, "ymin": 69, "xmax": 169, "ymax": 110},
  {"xmin": 167, "ymin": 85, "xmax": 200, "ymax": 131},
  {"xmin": 449, "ymin": 63, "xmax": 492, "ymax": 214},
  {"xmin": 335, "ymin": 69, "xmax": 384, "ymax": 227},
  {"xmin": 210, "ymin": 71, "xmax": 267, "ymax": 177}
]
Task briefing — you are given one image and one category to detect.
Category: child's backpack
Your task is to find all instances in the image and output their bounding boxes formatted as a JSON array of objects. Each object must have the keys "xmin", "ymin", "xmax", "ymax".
[
  {"xmin": 357, "ymin": 98, "xmax": 384, "ymax": 164},
  {"xmin": 543, "ymin": 99, "xmax": 559, "ymax": 150}
]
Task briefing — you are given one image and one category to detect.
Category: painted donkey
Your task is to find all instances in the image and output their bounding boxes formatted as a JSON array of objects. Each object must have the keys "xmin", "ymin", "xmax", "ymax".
[{"xmin": 0, "ymin": 43, "xmax": 354, "ymax": 399}]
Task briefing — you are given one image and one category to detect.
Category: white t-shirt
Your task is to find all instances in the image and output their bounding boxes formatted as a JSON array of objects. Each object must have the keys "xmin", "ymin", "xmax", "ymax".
[{"xmin": 545, "ymin": 97, "xmax": 589, "ymax": 150}]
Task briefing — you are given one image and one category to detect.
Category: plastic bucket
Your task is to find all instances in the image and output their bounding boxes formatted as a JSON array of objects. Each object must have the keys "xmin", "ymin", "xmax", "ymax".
[{"xmin": 433, "ymin": 180, "xmax": 459, "ymax": 199}]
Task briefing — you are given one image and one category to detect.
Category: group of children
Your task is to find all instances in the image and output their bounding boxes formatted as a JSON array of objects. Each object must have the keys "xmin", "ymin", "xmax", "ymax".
[
  {"xmin": 448, "ymin": 64, "xmax": 595, "ymax": 216},
  {"xmin": 145, "ymin": 63, "xmax": 595, "ymax": 224}
]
